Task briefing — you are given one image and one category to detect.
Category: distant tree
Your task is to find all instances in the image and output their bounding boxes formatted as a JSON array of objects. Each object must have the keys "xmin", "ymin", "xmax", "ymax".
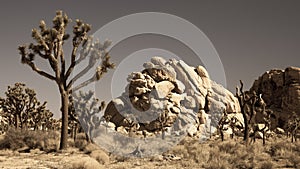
[
  {"xmin": 18, "ymin": 11, "xmax": 114, "ymax": 149},
  {"xmin": 71, "ymin": 90, "xmax": 105, "ymax": 143},
  {"xmin": 218, "ymin": 109, "xmax": 229, "ymax": 141},
  {"xmin": 286, "ymin": 112, "xmax": 300, "ymax": 143},
  {"xmin": 0, "ymin": 110, "xmax": 9, "ymax": 134},
  {"xmin": 0, "ymin": 83, "xmax": 49, "ymax": 130},
  {"xmin": 158, "ymin": 108, "xmax": 169, "ymax": 140},
  {"xmin": 31, "ymin": 102, "xmax": 54, "ymax": 131}
]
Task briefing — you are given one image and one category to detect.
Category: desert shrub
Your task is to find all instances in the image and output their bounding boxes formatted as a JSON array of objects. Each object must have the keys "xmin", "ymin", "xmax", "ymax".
[
  {"xmin": 74, "ymin": 133, "xmax": 88, "ymax": 150},
  {"xmin": 168, "ymin": 144, "xmax": 189, "ymax": 158},
  {"xmin": 291, "ymin": 142, "xmax": 300, "ymax": 155},
  {"xmin": 258, "ymin": 160, "xmax": 274, "ymax": 169},
  {"xmin": 205, "ymin": 158, "xmax": 231, "ymax": 169},
  {"xmin": 185, "ymin": 142, "xmax": 210, "ymax": 164},
  {"xmin": 90, "ymin": 149, "xmax": 110, "ymax": 165},
  {"xmin": 179, "ymin": 159, "xmax": 199, "ymax": 168},
  {"xmin": 0, "ymin": 128, "xmax": 59, "ymax": 152},
  {"xmin": 71, "ymin": 157, "xmax": 104, "ymax": 169},
  {"xmin": 217, "ymin": 141, "xmax": 240, "ymax": 154},
  {"xmin": 285, "ymin": 151, "xmax": 300, "ymax": 168},
  {"xmin": 268, "ymin": 139, "xmax": 292, "ymax": 157},
  {"xmin": 83, "ymin": 143, "xmax": 102, "ymax": 153}
]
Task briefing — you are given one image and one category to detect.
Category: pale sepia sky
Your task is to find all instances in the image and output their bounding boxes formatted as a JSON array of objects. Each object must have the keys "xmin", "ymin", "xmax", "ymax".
[{"xmin": 0, "ymin": 0, "xmax": 299, "ymax": 118}]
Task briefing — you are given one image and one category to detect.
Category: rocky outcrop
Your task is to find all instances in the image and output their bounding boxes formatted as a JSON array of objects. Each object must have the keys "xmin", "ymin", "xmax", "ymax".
[
  {"xmin": 104, "ymin": 57, "xmax": 241, "ymax": 138},
  {"xmin": 250, "ymin": 67, "xmax": 300, "ymax": 128}
]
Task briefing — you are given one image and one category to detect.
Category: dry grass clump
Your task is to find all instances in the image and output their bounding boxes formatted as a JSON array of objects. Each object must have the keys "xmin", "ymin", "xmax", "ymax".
[
  {"xmin": 83, "ymin": 143, "xmax": 101, "ymax": 153},
  {"xmin": 70, "ymin": 133, "xmax": 111, "ymax": 165},
  {"xmin": 90, "ymin": 149, "xmax": 110, "ymax": 165},
  {"xmin": 257, "ymin": 160, "xmax": 274, "ymax": 169},
  {"xmin": 169, "ymin": 133, "xmax": 299, "ymax": 168},
  {"xmin": 71, "ymin": 157, "xmax": 105, "ymax": 169},
  {"xmin": 74, "ymin": 133, "xmax": 89, "ymax": 150},
  {"xmin": 0, "ymin": 128, "xmax": 59, "ymax": 152}
]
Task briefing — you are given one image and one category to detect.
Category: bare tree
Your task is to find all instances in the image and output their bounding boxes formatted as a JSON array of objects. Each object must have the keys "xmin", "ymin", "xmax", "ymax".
[
  {"xmin": 18, "ymin": 11, "xmax": 114, "ymax": 149},
  {"xmin": 236, "ymin": 80, "xmax": 257, "ymax": 145}
]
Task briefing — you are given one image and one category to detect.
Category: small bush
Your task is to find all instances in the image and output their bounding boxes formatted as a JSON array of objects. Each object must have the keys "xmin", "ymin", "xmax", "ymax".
[
  {"xmin": 90, "ymin": 150, "xmax": 110, "ymax": 165},
  {"xmin": 74, "ymin": 133, "xmax": 88, "ymax": 150},
  {"xmin": 71, "ymin": 157, "xmax": 105, "ymax": 169},
  {"xmin": 83, "ymin": 143, "xmax": 101, "ymax": 153},
  {"xmin": 259, "ymin": 161, "xmax": 274, "ymax": 169},
  {"xmin": 0, "ymin": 128, "xmax": 59, "ymax": 152},
  {"xmin": 218, "ymin": 141, "xmax": 239, "ymax": 154},
  {"xmin": 68, "ymin": 138, "xmax": 75, "ymax": 148}
]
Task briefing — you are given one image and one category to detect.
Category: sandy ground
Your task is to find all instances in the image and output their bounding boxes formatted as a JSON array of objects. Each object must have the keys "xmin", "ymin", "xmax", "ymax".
[
  {"xmin": 0, "ymin": 149, "xmax": 88, "ymax": 169},
  {"xmin": 0, "ymin": 149, "xmax": 183, "ymax": 169}
]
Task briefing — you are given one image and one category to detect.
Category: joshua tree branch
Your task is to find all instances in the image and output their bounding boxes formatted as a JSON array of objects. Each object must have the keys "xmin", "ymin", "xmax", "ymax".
[
  {"xmin": 25, "ymin": 61, "xmax": 56, "ymax": 81},
  {"xmin": 65, "ymin": 44, "xmax": 79, "ymax": 81},
  {"xmin": 67, "ymin": 52, "xmax": 107, "ymax": 89},
  {"xmin": 71, "ymin": 74, "xmax": 97, "ymax": 92}
]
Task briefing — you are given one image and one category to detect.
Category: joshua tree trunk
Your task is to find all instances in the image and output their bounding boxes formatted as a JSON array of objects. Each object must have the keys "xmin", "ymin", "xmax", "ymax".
[
  {"xmin": 210, "ymin": 123, "xmax": 212, "ymax": 138},
  {"xmin": 86, "ymin": 127, "xmax": 93, "ymax": 143},
  {"xmin": 291, "ymin": 130, "xmax": 296, "ymax": 143},
  {"xmin": 263, "ymin": 130, "xmax": 266, "ymax": 145},
  {"xmin": 60, "ymin": 90, "xmax": 69, "ymax": 149},
  {"xmin": 219, "ymin": 128, "xmax": 224, "ymax": 141},
  {"xmin": 242, "ymin": 113, "xmax": 249, "ymax": 144},
  {"xmin": 73, "ymin": 122, "xmax": 78, "ymax": 141},
  {"xmin": 19, "ymin": 115, "xmax": 24, "ymax": 129},
  {"xmin": 14, "ymin": 114, "xmax": 19, "ymax": 129}
]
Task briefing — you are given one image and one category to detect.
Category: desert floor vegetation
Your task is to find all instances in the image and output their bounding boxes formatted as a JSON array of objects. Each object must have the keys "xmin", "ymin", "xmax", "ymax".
[{"xmin": 0, "ymin": 126, "xmax": 299, "ymax": 168}]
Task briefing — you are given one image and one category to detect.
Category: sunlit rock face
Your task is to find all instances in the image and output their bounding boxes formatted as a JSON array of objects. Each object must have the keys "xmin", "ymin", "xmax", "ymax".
[
  {"xmin": 250, "ymin": 67, "xmax": 300, "ymax": 128},
  {"xmin": 104, "ymin": 56, "xmax": 241, "ymax": 138}
]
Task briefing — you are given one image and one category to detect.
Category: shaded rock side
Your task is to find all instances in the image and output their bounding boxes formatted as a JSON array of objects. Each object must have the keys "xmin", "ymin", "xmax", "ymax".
[{"xmin": 250, "ymin": 67, "xmax": 300, "ymax": 128}]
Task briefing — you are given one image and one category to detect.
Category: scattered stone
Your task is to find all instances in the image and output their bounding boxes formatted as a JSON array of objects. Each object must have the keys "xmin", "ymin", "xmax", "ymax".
[
  {"xmin": 186, "ymin": 124, "xmax": 198, "ymax": 137},
  {"xmin": 163, "ymin": 154, "xmax": 181, "ymax": 161},
  {"xmin": 275, "ymin": 127, "xmax": 285, "ymax": 134},
  {"xmin": 154, "ymin": 81, "xmax": 175, "ymax": 98}
]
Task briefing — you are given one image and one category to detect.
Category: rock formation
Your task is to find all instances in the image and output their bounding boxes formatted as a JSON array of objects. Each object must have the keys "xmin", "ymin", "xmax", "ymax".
[
  {"xmin": 104, "ymin": 57, "xmax": 241, "ymax": 138},
  {"xmin": 250, "ymin": 67, "xmax": 300, "ymax": 129}
]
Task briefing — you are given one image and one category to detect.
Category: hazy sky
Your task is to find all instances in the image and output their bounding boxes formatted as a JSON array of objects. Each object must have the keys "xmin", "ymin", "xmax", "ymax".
[{"xmin": 0, "ymin": 1, "xmax": 299, "ymax": 118}]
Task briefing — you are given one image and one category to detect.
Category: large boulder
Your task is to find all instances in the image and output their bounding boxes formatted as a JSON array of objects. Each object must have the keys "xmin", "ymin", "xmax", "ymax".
[
  {"xmin": 104, "ymin": 57, "xmax": 242, "ymax": 138},
  {"xmin": 250, "ymin": 67, "xmax": 300, "ymax": 128}
]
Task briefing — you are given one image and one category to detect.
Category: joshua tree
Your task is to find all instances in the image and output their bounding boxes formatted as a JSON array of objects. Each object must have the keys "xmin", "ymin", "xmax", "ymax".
[
  {"xmin": 18, "ymin": 11, "xmax": 114, "ymax": 149},
  {"xmin": 218, "ymin": 109, "xmax": 229, "ymax": 141},
  {"xmin": 0, "ymin": 83, "xmax": 49, "ymax": 130},
  {"xmin": 158, "ymin": 108, "xmax": 169, "ymax": 140},
  {"xmin": 218, "ymin": 108, "xmax": 243, "ymax": 141},
  {"xmin": 0, "ymin": 111, "xmax": 9, "ymax": 134},
  {"xmin": 31, "ymin": 103, "xmax": 53, "ymax": 131},
  {"xmin": 236, "ymin": 80, "xmax": 258, "ymax": 144},
  {"xmin": 286, "ymin": 112, "xmax": 300, "ymax": 143},
  {"xmin": 71, "ymin": 90, "xmax": 105, "ymax": 143},
  {"xmin": 250, "ymin": 110, "xmax": 272, "ymax": 146}
]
